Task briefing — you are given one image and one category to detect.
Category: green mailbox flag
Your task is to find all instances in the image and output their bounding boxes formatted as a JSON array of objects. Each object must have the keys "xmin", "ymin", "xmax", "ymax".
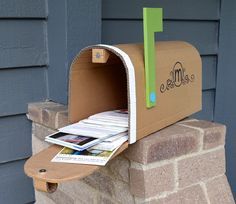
[{"xmin": 143, "ymin": 8, "xmax": 163, "ymax": 108}]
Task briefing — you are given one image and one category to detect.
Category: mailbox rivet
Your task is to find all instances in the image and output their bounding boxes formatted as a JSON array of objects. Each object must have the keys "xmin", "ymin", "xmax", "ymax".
[
  {"xmin": 96, "ymin": 53, "xmax": 101, "ymax": 58},
  {"xmin": 39, "ymin": 169, "xmax": 47, "ymax": 173}
]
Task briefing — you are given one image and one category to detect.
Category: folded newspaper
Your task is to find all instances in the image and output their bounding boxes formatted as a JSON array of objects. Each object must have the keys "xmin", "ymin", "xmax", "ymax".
[{"xmin": 45, "ymin": 109, "xmax": 128, "ymax": 166}]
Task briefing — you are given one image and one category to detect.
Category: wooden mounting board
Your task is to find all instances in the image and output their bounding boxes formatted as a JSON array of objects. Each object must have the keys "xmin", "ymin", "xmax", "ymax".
[{"xmin": 24, "ymin": 142, "xmax": 128, "ymax": 193}]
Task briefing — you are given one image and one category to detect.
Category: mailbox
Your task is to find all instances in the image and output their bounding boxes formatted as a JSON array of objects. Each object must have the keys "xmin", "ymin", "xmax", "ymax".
[
  {"xmin": 69, "ymin": 41, "xmax": 201, "ymax": 144},
  {"xmin": 24, "ymin": 41, "xmax": 202, "ymax": 192}
]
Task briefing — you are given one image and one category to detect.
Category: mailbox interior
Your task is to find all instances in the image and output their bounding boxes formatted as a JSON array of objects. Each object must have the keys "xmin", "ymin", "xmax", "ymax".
[{"xmin": 68, "ymin": 47, "xmax": 136, "ymax": 142}]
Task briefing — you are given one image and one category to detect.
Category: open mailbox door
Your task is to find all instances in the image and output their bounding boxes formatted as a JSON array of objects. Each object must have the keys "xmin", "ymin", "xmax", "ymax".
[{"xmin": 24, "ymin": 41, "xmax": 202, "ymax": 192}]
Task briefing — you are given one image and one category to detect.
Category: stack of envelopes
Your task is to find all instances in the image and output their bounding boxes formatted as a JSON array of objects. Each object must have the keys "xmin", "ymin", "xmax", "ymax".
[{"xmin": 45, "ymin": 110, "xmax": 128, "ymax": 166}]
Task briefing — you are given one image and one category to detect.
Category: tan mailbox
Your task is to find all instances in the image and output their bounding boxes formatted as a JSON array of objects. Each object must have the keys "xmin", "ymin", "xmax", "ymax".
[
  {"xmin": 24, "ymin": 41, "xmax": 202, "ymax": 192},
  {"xmin": 69, "ymin": 41, "xmax": 201, "ymax": 144}
]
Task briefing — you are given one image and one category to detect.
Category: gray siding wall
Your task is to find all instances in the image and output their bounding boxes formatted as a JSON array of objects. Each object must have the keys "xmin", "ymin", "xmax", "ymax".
[
  {"xmin": 215, "ymin": 0, "xmax": 236, "ymax": 198},
  {"xmin": 0, "ymin": 0, "xmax": 101, "ymax": 203},
  {"xmin": 47, "ymin": 0, "xmax": 101, "ymax": 104},
  {"xmin": 0, "ymin": 0, "xmax": 48, "ymax": 203}
]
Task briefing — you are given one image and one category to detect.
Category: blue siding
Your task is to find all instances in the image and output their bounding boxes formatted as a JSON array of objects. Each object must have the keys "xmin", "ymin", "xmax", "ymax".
[
  {"xmin": 47, "ymin": 0, "xmax": 101, "ymax": 104},
  {"xmin": 0, "ymin": 0, "xmax": 47, "ymax": 18},
  {"xmin": 102, "ymin": 0, "xmax": 220, "ymax": 20},
  {"xmin": 202, "ymin": 56, "xmax": 217, "ymax": 90},
  {"xmin": 0, "ymin": 0, "xmax": 101, "ymax": 203},
  {"xmin": 0, "ymin": 115, "xmax": 32, "ymax": 163},
  {"xmin": 0, "ymin": 0, "xmax": 48, "ymax": 203},
  {"xmin": 193, "ymin": 90, "xmax": 215, "ymax": 121},
  {"xmin": 102, "ymin": 20, "xmax": 218, "ymax": 55},
  {"xmin": 0, "ymin": 67, "xmax": 47, "ymax": 116},
  {"xmin": 0, "ymin": 160, "xmax": 35, "ymax": 204},
  {"xmin": 215, "ymin": 0, "xmax": 236, "ymax": 198},
  {"xmin": 0, "ymin": 20, "xmax": 47, "ymax": 68}
]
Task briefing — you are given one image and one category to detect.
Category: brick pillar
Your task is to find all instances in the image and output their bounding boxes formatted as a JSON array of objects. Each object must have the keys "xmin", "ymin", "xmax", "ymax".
[{"xmin": 28, "ymin": 102, "xmax": 235, "ymax": 204}]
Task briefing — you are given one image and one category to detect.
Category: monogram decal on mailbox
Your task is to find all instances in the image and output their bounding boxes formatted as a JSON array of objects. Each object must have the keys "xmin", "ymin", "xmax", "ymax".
[{"xmin": 160, "ymin": 62, "xmax": 195, "ymax": 93}]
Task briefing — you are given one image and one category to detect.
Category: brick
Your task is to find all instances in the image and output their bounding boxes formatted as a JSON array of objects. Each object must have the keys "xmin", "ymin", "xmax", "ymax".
[
  {"xmin": 32, "ymin": 123, "xmax": 55, "ymax": 154},
  {"xmin": 55, "ymin": 110, "xmax": 69, "ymax": 128},
  {"xmin": 83, "ymin": 171, "xmax": 115, "ymax": 196},
  {"xmin": 35, "ymin": 190, "xmax": 74, "ymax": 204},
  {"xmin": 46, "ymin": 189, "xmax": 75, "ymax": 204},
  {"xmin": 134, "ymin": 197, "xmax": 151, "ymax": 204},
  {"xmin": 81, "ymin": 166, "xmax": 134, "ymax": 203},
  {"xmin": 206, "ymin": 175, "xmax": 235, "ymax": 204},
  {"xmin": 75, "ymin": 199, "xmax": 92, "ymax": 204},
  {"xmin": 112, "ymin": 180, "xmax": 135, "ymax": 204},
  {"xmin": 155, "ymin": 184, "xmax": 208, "ymax": 204},
  {"xmin": 28, "ymin": 101, "xmax": 68, "ymax": 129},
  {"xmin": 35, "ymin": 191, "xmax": 55, "ymax": 204},
  {"xmin": 75, "ymin": 199, "xmax": 95, "ymax": 204},
  {"xmin": 126, "ymin": 124, "xmax": 201, "ymax": 164},
  {"xmin": 178, "ymin": 148, "xmax": 225, "ymax": 187},
  {"xmin": 32, "ymin": 134, "xmax": 50, "ymax": 154},
  {"xmin": 28, "ymin": 101, "xmax": 59, "ymax": 124},
  {"xmin": 108, "ymin": 156, "xmax": 130, "ymax": 183},
  {"xmin": 59, "ymin": 180, "xmax": 97, "ymax": 204},
  {"xmin": 97, "ymin": 195, "xmax": 118, "ymax": 204},
  {"xmin": 130, "ymin": 163, "xmax": 175, "ymax": 198},
  {"xmin": 33, "ymin": 123, "xmax": 56, "ymax": 140},
  {"xmin": 180, "ymin": 120, "xmax": 226, "ymax": 149},
  {"xmin": 42, "ymin": 105, "xmax": 68, "ymax": 129}
]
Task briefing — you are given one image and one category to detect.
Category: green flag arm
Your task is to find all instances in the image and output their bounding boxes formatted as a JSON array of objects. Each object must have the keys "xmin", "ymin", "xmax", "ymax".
[{"xmin": 143, "ymin": 8, "xmax": 163, "ymax": 108}]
